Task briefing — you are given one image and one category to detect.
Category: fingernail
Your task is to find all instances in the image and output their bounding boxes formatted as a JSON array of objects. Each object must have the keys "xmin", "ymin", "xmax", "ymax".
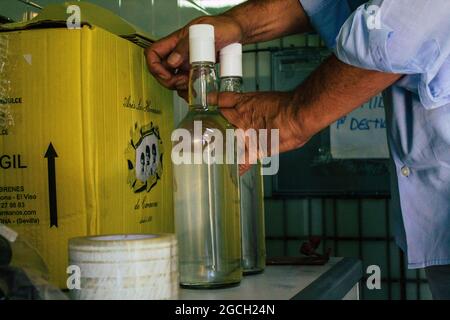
[{"xmin": 167, "ymin": 53, "xmax": 182, "ymax": 67}]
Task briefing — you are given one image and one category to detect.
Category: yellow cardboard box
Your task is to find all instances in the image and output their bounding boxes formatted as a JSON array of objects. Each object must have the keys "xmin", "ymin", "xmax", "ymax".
[{"xmin": 0, "ymin": 3, "xmax": 174, "ymax": 287}]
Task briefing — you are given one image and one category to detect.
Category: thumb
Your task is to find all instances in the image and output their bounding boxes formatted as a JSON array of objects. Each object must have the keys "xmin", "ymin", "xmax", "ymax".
[{"xmin": 167, "ymin": 35, "xmax": 189, "ymax": 69}]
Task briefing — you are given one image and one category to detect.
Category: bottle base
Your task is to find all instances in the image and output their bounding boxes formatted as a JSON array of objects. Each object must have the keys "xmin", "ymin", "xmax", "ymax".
[
  {"xmin": 180, "ymin": 281, "xmax": 241, "ymax": 290},
  {"xmin": 243, "ymin": 268, "xmax": 265, "ymax": 276}
]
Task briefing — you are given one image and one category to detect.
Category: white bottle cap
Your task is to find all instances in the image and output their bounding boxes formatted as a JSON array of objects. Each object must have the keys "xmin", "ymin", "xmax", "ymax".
[
  {"xmin": 189, "ymin": 24, "xmax": 216, "ymax": 64},
  {"xmin": 220, "ymin": 43, "xmax": 243, "ymax": 77}
]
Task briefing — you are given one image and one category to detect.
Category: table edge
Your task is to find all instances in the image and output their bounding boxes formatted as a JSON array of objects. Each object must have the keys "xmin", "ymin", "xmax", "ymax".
[{"xmin": 291, "ymin": 257, "xmax": 363, "ymax": 300}]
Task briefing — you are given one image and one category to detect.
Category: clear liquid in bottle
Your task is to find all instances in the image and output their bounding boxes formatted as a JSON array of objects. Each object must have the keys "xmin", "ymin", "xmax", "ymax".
[
  {"xmin": 173, "ymin": 25, "xmax": 242, "ymax": 288},
  {"xmin": 220, "ymin": 43, "xmax": 266, "ymax": 275}
]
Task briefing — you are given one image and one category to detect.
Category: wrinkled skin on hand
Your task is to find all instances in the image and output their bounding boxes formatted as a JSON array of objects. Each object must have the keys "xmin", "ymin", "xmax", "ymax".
[{"xmin": 219, "ymin": 91, "xmax": 310, "ymax": 175}]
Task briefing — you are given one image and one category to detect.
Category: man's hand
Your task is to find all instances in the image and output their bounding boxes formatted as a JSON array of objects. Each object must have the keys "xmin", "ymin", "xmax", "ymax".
[
  {"xmin": 145, "ymin": 0, "xmax": 311, "ymax": 100},
  {"xmin": 219, "ymin": 91, "xmax": 310, "ymax": 174},
  {"xmin": 145, "ymin": 15, "xmax": 243, "ymax": 100},
  {"xmin": 219, "ymin": 55, "xmax": 402, "ymax": 175}
]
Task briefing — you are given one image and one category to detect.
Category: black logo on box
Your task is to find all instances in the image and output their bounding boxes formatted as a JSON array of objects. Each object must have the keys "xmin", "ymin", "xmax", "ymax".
[{"xmin": 126, "ymin": 122, "xmax": 163, "ymax": 193}]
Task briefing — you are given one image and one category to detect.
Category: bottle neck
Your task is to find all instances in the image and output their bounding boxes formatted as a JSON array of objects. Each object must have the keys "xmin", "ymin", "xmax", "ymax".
[
  {"xmin": 189, "ymin": 61, "xmax": 218, "ymax": 112},
  {"xmin": 220, "ymin": 76, "xmax": 243, "ymax": 93}
]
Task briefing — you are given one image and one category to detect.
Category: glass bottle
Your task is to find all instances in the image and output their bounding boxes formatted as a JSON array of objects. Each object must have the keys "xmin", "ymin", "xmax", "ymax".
[
  {"xmin": 220, "ymin": 43, "xmax": 266, "ymax": 275},
  {"xmin": 172, "ymin": 25, "xmax": 242, "ymax": 288}
]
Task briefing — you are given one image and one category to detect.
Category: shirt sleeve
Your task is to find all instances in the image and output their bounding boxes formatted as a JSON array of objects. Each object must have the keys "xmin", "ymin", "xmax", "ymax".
[
  {"xmin": 335, "ymin": 0, "xmax": 450, "ymax": 109},
  {"xmin": 299, "ymin": 0, "xmax": 353, "ymax": 48}
]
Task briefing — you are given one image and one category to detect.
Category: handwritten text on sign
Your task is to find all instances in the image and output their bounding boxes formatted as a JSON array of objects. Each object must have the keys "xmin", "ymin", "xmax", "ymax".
[{"xmin": 330, "ymin": 95, "xmax": 389, "ymax": 159}]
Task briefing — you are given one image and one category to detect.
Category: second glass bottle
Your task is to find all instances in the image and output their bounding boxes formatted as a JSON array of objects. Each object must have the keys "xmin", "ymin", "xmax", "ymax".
[{"xmin": 220, "ymin": 43, "xmax": 266, "ymax": 275}]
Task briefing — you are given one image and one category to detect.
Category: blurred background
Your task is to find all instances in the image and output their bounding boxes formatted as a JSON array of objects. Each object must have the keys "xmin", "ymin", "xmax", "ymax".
[{"xmin": 0, "ymin": 0, "xmax": 432, "ymax": 300}]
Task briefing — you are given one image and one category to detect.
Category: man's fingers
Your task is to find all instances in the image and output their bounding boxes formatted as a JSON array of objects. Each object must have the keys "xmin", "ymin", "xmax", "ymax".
[
  {"xmin": 219, "ymin": 92, "xmax": 256, "ymax": 111},
  {"xmin": 174, "ymin": 74, "xmax": 189, "ymax": 89},
  {"xmin": 220, "ymin": 108, "xmax": 245, "ymax": 128},
  {"xmin": 146, "ymin": 47, "xmax": 171, "ymax": 81},
  {"xmin": 218, "ymin": 92, "xmax": 240, "ymax": 108},
  {"xmin": 219, "ymin": 92, "xmax": 257, "ymax": 129},
  {"xmin": 167, "ymin": 35, "xmax": 189, "ymax": 69},
  {"xmin": 145, "ymin": 32, "xmax": 181, "ymax": 83},
  {"xmin": 152, "ymin": 74, "xmax": 186, "ymax": 92}
]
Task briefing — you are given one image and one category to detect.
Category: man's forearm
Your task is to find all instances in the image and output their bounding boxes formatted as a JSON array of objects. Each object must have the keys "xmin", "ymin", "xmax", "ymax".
[
  {"xmin": 224, "ymin": 0, "xmax": 312, "ymax": 44},
  {"xmin": 288, "ymin": 55, "xmax": 402, "ymax": 143}
]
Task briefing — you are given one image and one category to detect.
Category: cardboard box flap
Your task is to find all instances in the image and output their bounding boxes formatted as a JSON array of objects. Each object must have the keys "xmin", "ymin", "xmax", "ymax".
[{"xmin": 0, "ymin": 1, "xmax": 154, "ymax": 47}]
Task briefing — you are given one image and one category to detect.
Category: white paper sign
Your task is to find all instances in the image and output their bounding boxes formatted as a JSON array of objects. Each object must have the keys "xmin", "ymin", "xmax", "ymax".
[{"xmin": 330, "ymin": 95, "xmax": 389, "ymax": 159}]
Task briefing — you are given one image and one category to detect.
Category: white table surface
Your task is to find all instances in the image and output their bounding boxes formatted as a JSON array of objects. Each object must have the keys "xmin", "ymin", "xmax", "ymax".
[{"xmin": 180, "ymin": 257, "xmax": 343, "ymax": 300}]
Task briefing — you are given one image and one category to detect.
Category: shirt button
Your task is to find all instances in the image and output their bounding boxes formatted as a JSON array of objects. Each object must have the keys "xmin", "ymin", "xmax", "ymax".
[{"xmin": 401, "ymin": 166, "xmax": 410, "ymax": 177}]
